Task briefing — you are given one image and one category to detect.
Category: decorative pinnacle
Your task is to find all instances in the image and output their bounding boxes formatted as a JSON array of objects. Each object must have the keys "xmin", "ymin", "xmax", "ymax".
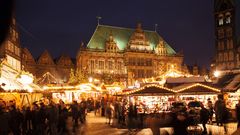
[{"xmin": 96, "ymin": 16, "xmax": 102, "ymax": 25}]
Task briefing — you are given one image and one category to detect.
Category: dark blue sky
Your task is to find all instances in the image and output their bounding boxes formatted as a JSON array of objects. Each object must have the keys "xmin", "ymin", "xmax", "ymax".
[{"xmin": 16, "ymin": 0, "xmax": 214, "ymax": 67}]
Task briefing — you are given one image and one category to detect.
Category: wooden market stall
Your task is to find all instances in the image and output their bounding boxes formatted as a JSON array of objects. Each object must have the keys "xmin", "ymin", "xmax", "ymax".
[
  {"xmin": 173, "ymin": 83, "xmax": 221, "ymax": 105},
  {"xmin": 119, "ymin": 84, "xmax": 176, "ymax": 113}
]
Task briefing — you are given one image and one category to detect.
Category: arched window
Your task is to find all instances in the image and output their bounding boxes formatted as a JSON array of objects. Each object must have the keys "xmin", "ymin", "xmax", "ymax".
[
  {"xmin": 225, "ymin": 12, "xmax": 231, "ymax": 24},
  {"xmin": 218, "ymin": 14, "xmax": 224, "ymax": 25}
]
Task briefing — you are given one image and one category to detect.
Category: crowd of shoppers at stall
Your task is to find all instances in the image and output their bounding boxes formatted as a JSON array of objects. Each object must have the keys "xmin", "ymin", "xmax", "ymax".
[
  {"xmin": 98, "ymin": 94, "xmax": 240, "ymax": 135},
  {"xmin": 1, "ymin": 94, "xmax": 240, "ymax": 135}
]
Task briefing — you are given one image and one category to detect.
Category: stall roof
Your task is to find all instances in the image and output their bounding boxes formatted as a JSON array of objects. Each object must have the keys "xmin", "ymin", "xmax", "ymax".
[
  {"xmin": 119, "ymin": 84, "xmax": 175, "ymax": 96},
  {"xmin": 214, "ymin": 73, "xmax": 240, "ymax": 92},
  {"xmin": 173, "ymin": 83, "xmax": 221, "ymax": 95}
]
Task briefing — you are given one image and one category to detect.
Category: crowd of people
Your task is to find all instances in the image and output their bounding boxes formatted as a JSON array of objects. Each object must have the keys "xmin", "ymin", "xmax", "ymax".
[
  {"xmin": 0, "ymin": 98, "xmax": 94, "ymax": 135},
  {"xmin": 98, "ymin": 95, "xmax": 240, "ymax": 135},
  {"xmin": 1, "ymin": 94, "xmax": 240, "ymax": 135}
]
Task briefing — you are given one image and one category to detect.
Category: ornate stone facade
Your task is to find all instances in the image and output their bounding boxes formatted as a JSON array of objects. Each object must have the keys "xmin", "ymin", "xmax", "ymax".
[
  {"xmin": 0, "ymin": 18, "xmax": 21, "ymax": 71},
  {"xmin": 77, "ymin": 24, "xmax": 184, "ymax": 85}
]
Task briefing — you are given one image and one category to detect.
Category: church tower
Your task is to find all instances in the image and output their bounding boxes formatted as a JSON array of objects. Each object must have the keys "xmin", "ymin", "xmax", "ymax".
[{"xmin": 214, "ymin": 0, "xmax": 237, "ymax": 70}]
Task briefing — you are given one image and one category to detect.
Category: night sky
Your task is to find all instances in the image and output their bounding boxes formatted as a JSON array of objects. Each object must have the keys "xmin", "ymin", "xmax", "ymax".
[{"xmin": 16, "ymin": 0, "xmax": 214, "ymax": 68}]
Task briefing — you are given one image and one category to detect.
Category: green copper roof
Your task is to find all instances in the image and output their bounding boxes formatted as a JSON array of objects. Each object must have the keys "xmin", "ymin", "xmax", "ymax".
[{"xmin": 87, "ymin": 25, "xmax": 176, "ymax": 55}]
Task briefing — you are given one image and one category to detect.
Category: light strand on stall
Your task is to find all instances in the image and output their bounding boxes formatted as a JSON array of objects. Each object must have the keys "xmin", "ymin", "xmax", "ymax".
[{"xmin": 176, "ymin": 83, "xmax": 221, "ymax": 93}]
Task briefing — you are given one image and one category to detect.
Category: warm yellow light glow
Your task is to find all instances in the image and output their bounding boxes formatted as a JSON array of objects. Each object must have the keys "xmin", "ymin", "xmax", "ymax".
[
  {"xmin": 18, "ymin": 74, "xmax": 33, "ymax": 85},
  {"xmin": 214, "ymin": 70, "xmax": 221, "ymax": 78},
  {"xmin": 88, "ymin": 77, "xmax": 93, "ymax": 83}
]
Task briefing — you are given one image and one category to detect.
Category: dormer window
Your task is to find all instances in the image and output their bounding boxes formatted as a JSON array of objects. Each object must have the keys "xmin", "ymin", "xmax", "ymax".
[{"xmin": 105, "ymin": 32, "xmax": 119, "ymax": 52}]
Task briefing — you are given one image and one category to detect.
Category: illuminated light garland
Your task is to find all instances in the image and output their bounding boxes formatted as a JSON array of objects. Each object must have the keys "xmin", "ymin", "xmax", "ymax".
[
  {"xmin": 117, "ymin": 83, "xmax": 221, "ymax": 96},
  {"xmin": 176, "ymin": 83, "xmax": 221, "ymax": 93},
  {"xmin": 118, "ymin": 84, "xmax": 176, "ymax": 95}
]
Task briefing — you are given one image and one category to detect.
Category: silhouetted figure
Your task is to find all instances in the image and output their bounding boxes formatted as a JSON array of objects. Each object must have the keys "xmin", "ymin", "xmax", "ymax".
[
  {"xmin": 214, "ymin": 94, "xmax": 224, "ymax": 126},
  {"xmin": 71, "ymin": 101, "xmax": 79, "ymax": 132},
  {"xmin": 0, "ymin": 100, "xmax": 9, "ymax": 135},
  {"xmin": 173, "ymin": 111, "xmax": 190, "ymax": 135},
  {"xmin": 236, "ymin": 100, "xmax": 240, "ymax": 128},
  {"xmin": 200, "ymin": 103, "xmax": 210, "ymax": 134}
]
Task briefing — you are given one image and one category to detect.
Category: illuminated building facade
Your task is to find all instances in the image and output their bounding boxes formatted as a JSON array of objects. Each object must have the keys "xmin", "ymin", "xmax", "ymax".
[
  {"xmin": 22, "ymin": 49, "xmax": 75, "ymax": 83},
  {"xmin": 77, "ymin": 24, "xmax": 184, "ymax": 85},
  {"xmin": 0, "ymin": 18, "xmax": 21, "ymax": 71},
  {"xmin": 213, "ymin": 0, "xmax": 240, "ymax": 71}
]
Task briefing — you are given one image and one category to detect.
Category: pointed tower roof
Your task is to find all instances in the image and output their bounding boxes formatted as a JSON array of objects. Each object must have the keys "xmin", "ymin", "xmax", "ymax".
[
  {"xmin": 22, "ymin": 47, "xmax": 36, "ymax": 64},
  {"xmin": 56, "ymin": 54, "xmax": 74, "ymax": 66},
  {"xmin": 37, "ymin": 50, "xmax": 55, "ymax": 65},
  {"xmin": 215, "ymin": 0, "xmax": 235, "ymax": 12}
]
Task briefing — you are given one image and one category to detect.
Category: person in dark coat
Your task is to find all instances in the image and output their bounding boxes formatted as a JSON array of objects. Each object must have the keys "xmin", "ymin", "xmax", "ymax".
[
  {"xmin": 172, "ymin": 111, "xmax": 191, "ymax": 135},
  {"xmin": 9, "ymin": 105, "xmax": 23, "ymax": 135},
  {"xmin": 47, "ymin": 101, "xmax": 59, "ymax": 135},
  {"xmin": 58, "ymin": 100, "xmax": 68, "ymax": 134},
  {"xmin": 214, "ymin": 94, "xmax": 225, "ymax": 126},
  {"xmin": 236, "ymin": 100, "xmax": 240, "ymax": 128},
  {"xmin": 200, "ymin": 103, "xmax": 210, "ymax": 134},
  {"xmin": 38, "ymin": 103, "xmax": 47, "ymax": 135},
  {"xmin": 71, "ymin": 100, "xmax": 79, "ymax": 132},
  {"xmin": 31, "ymin": 103, "xmax": 39, "ymax": 135},
  {"xmin": 207, "ymin": 98, "xmax": 214, "ymax": 124},
  {"xmin": 0, "ymin": 100, "xmax": 9, "ymax": 135},
  {"xmin": 101, "ymin": 97, "xmax": 105, "ymax": 116}
]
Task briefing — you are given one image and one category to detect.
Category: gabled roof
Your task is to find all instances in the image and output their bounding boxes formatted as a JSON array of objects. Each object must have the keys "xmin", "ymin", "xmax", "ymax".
[
  {"xmin": 215, "ymin": 73, "xmax": 240, "ymax": 92},
  {"xmin": 86, "ymin": 25, "xmax": 176, "ymax": 55},
  {"xmin": 22, "ymin": 48, "xmax": 36, "ymax": 64},
  {"xmin": 173, "ymin": 83, "xmax": 221, "ymax": 94},
  {"xmin": 37, "ymin": 50, "xmax": 55, "ymax": 65},
  {"xmin": 56, "ymin": 54, "xmax": 74, "ymax": 66},
  {"xmin": 121, "ymin": 84, "xmax": 175, "ymax": 96}
]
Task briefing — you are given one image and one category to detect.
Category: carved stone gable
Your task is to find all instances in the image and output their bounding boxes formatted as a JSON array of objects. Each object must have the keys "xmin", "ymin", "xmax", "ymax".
[
  {"xmin": 105, "ymin": 32, "xmax": 119, "ymax": 52},
  {"xmin": 128, "ymin": 23, "xmax": 150, "ymax": 51},
  {"xmin": 155, "ymin": 40, "xmax": 167, "ymax": 56}
]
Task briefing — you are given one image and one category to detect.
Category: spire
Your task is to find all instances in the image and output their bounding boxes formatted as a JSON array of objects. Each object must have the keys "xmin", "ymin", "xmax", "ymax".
[
  {"xmin": 136, "ymin": 23, "xmax": 143, "ymax": 32},
  {"xmin": 154, "ymin": 24, "xmax": 158, "ymax": 32},
  {"xmin": 109, "ymin": 31, "xmax": 113, "ymax": 42},
  {"xmin": 96, "ymin": 16, "xmax": 102, "ymax": 25}
]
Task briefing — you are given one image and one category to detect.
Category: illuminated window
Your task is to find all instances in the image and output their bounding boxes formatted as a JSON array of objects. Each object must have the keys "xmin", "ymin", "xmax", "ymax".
[
  {"xmin": 108, "ymin": 60, "xmax": 113, "ymax": 70},
  {"xmin": 99, "ymin": 61, "xmax": 104, "ymax": 70},
  {"xmin": 6, "ymin": 55, "xmax": 21, "ymax": 71},
  {"xmin": 219, "ymin": 18, "xmax": 224, "ymax": 25},
  {"xmin": 218, "ymin": 14, "xmax": 224, "ymax": 26},
  {"xmin": 90, "ymin": 60, "xmax": 94, "ymax": 73},
  {"xmin": 117, "ymin": 61, "xmax": 121, "ymax": 71},
  {"xmin": 225, "ymin": 13, "xmax": 231, "ymax": 24}
]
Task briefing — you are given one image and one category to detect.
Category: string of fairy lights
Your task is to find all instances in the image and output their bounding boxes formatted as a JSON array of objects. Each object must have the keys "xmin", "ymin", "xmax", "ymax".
[{"xmin": 118, "ymin": 83, "xmax": 221, "ymax": 95}]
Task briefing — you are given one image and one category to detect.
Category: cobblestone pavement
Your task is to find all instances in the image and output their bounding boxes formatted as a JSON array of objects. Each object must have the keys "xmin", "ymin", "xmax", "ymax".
[{"xmin": 67, "ymin": 113, "xmax": 238, "ymax": 135}]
